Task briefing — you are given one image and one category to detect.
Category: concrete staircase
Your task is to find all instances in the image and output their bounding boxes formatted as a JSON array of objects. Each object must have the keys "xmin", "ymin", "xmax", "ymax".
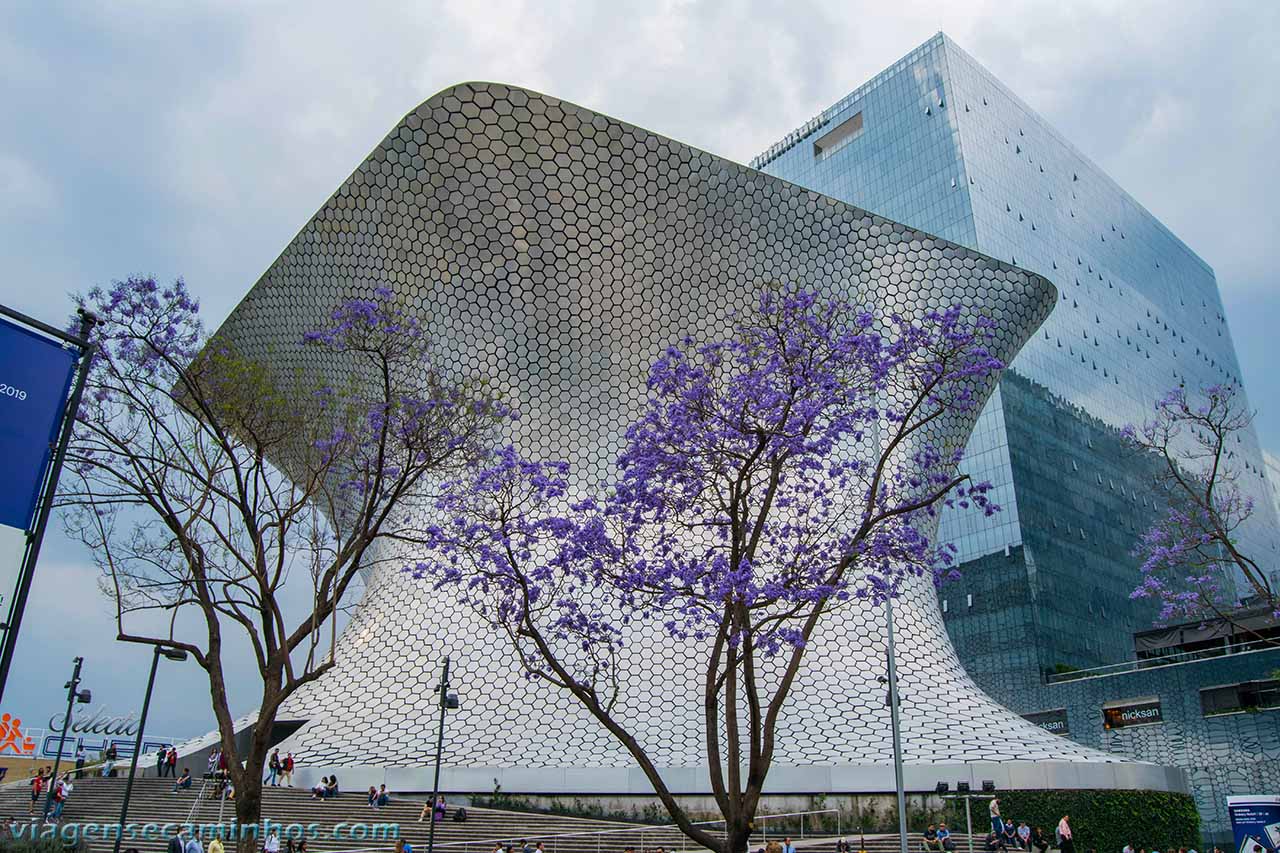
[
  {"xmin": 0, "ymin": 777, "xmax": 699, "ymax": 853},
  {"xmin": 0, "ymin": 777, "xmax": 980, "ymax": 853}
]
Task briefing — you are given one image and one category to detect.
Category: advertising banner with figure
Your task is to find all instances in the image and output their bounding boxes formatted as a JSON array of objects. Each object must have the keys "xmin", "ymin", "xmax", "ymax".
[
  {"xmin": 0, "ymin": 307, "xmax": 91, "ymax": 706},
  {"xmin": 1228, "ymin": 796, "xmax": 1280, "ymax": 853},
  {"xmin": 0, "ymin": 315, "xmax": 79, "ymax": 531}
]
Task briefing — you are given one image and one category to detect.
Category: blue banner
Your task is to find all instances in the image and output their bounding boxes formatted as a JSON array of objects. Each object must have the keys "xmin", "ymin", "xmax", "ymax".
[
  {"xmin": 0, "ymin": 316, "xmax": 79, "ymax": 530},
  {"xmin": 1228, "ymin": 796, "xmax": 1280, "ymax": 853}
]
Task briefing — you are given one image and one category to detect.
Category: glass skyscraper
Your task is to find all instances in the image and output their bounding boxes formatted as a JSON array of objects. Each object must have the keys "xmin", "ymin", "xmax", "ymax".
[{"xmin": 756, "ymin": 32, "xmax": 1280, "ymax": 697}]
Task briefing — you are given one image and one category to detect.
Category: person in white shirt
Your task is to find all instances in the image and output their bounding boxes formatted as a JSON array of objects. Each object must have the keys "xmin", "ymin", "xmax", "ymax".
[
  {"xmin": 264, "ymin": 829, "xmax": 281, "ymax": 853},
  {"xmin": 50, "ymin": 775, "xmax": 73, "ymax": 821},
  {"xmin": 1123, "ymin": 845, "xmax": 1134, "ymax": 853},
  {"xmin": 1056, "ymin": 815, "xmax": 1073, "ymax": 853},
  {"xmin": 990, "ymin": 798, "xmax": 1004, "ymax": 836}
]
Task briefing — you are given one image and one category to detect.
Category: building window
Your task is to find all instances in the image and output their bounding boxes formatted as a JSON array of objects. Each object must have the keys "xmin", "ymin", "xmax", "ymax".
[
  {"xmin": 1201, "ymin": 680, "xmax": 1280, "ymax": 717},
  {"xmin": 813, "ymin": 112, "xmax": 864, "ymax": 161}
]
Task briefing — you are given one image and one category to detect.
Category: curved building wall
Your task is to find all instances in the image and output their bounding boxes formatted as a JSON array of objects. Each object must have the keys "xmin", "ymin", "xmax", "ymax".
[{"xmin": 211, "ymin": 82, "xmax": 1183, "ymax": 792}]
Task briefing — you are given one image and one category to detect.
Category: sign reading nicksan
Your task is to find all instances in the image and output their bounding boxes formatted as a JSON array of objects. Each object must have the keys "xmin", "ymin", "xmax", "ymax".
[
  {"xmin": 1103, "ymin": 697, "xmax": 1163, "ymax": 729},
  {"xmin": 1022, "ymin": 708, "xmax": 1069, "ymax": 736}
]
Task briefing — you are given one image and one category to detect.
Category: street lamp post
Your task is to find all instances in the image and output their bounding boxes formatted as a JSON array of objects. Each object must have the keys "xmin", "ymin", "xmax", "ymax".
[
  {"xmin": 44, "ymin": 656, "xmax": 91, "ymax": 821},
  {"xmin": 886, "ymin": 598, "xmax": 908, "ymax": 853},
  {"xmin": 964, "ymin": 794, "xmax": 974, "ymax": 853},
  {"xmin": 426, "ymin": 655, "xmax": 458, "ymax": 853},
  {"xmin": 113, "ymin": 645, "xmax": 188, "ymax": 853}
]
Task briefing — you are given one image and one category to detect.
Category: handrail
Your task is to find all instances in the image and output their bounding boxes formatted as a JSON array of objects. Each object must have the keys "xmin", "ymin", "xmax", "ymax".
[
  {"xmin": 1046, "ymin": 636, "xmax": 1280, "ymax": 683},
  {"xmin": 0, "ymin": 758, "xmax": 115, "ymax": 790},
  {"xmin": 430, "ymin": 807, "xmax": 842, "ymax": 853}
]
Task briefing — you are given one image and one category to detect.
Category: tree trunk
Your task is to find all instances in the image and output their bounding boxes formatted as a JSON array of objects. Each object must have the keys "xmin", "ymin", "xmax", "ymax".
[
  {"xmin": 234, "ymin": 777, "xmax": 264, "ymax": 853},
  {"xmin": 724, "ymin": 818, "xmax": 753, "ymax": 853},
  {"xmin": 233, "ymin": 717, "xmax": 275, "ymax": 853}
]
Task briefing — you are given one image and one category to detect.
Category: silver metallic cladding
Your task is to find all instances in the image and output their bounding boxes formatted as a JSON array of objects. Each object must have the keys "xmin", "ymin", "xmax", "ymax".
[{"xmin": 210, "ymin": 82, "xmax": 1183, "ymax": 791}]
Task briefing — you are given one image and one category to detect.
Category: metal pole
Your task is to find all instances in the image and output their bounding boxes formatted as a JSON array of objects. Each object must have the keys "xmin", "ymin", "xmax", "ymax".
[
  {"xmin": 112, "ymin": 647, "xmax": 160, "ymax": 853},
  {"xmin": 964, "ymin": 797, "xmax": 973, "ymax": 853},
  {"xmin": 0, "ymin": 310, "xmax": 96, "ymax": 704},
  {"xmin": 44, "ymin": 656, "xmax": 84, "ymax": 821},
  {"xmin": 886, "ymin": 598, "xmax": 908, "ymax": 853},
  {"xmin": 427, "ymin": 655, "xmax": 451, "ymax": 853}
]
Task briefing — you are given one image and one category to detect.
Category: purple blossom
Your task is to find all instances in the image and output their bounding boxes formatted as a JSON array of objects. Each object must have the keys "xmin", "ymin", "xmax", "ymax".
[
  {"xmin": 1123, "ymin": 382, "xmax": 1269, "ymax": 622},
  {"xmin": 406, "ymin": 286, "xmax": 1004, "ymax": 685}
]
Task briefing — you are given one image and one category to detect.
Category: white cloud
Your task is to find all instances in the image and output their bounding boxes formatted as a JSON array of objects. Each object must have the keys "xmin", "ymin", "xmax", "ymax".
[{"xmin": 0, "ymin": 152, "xmax": 56, "ymax": 220}]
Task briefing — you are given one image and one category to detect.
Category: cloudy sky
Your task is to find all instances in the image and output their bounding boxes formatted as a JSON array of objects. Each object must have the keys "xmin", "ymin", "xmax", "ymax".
[{"xmin": 1, "ymin": 0, "xmax": 1277, "ymax": 741}]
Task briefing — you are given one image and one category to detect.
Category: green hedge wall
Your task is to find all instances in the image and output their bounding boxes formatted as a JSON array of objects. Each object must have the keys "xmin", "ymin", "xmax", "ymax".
[{"xmin": 944, "ymin": 790, "xmax": 1200, "ymax": 853}]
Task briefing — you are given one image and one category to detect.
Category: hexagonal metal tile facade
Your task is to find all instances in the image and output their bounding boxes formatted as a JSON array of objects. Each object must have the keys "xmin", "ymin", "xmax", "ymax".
[{"xmin": 212, "ymin": 82, "xmax": 1134, "ymax": 776}]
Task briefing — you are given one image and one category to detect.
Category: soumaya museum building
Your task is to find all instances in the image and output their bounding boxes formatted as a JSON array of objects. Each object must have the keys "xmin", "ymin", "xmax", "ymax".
[{"xmin": 201, "ymin": 33, "xmax": 1280, "ymax": 841}]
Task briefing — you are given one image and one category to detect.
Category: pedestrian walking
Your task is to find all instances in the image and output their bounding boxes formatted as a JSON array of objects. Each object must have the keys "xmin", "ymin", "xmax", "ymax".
[
  {"xmin": 265, "ymin": 749, "xmax": 281, "ymax": 786},
  {"xmin": 50, "ymin": 774, "xmax": 73, "ymax": 821},
  {"xmin": 1056, "ymin": 815, "xmax": 1074, "ymax": 853},
  {"xmin": 28, "ymin": 769, "xmax": 45, "ymax": 815},
  {"xmin": 74, "ymin": 745, "xmax": 86, "ymax": 779}
]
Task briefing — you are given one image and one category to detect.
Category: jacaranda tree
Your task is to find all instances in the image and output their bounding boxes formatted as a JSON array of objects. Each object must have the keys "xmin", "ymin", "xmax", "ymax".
[
  {"xmin": 62, "ymin": 278, "xmax": 505, "ymax": 849},
  {"xmin": 408, "ymin": 287, "xmax": 1003, "ymax": 853},
  {"xmin": 1125, "ymin": 383, "xmax": 1273, "ymax": 623}
]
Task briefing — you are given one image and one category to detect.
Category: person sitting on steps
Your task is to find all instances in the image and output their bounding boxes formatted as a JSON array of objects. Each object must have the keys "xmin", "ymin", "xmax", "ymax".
[{"xmin": 311, "ymin": 776, "xmax": 329, "ymax": 799}]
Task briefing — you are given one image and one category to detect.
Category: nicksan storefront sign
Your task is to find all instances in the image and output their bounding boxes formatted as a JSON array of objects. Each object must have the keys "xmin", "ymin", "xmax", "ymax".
[
  {"xmin": 48, "ymin": 706, "xmax": 141, "ymax": 737},
  {"xmin": 1102, "ymin": 696, "xmax": 1163, "ymax": 730},
  {"xmin": 1022, "ymin": 708, "xmax": 1070, "ymax": 736}
]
